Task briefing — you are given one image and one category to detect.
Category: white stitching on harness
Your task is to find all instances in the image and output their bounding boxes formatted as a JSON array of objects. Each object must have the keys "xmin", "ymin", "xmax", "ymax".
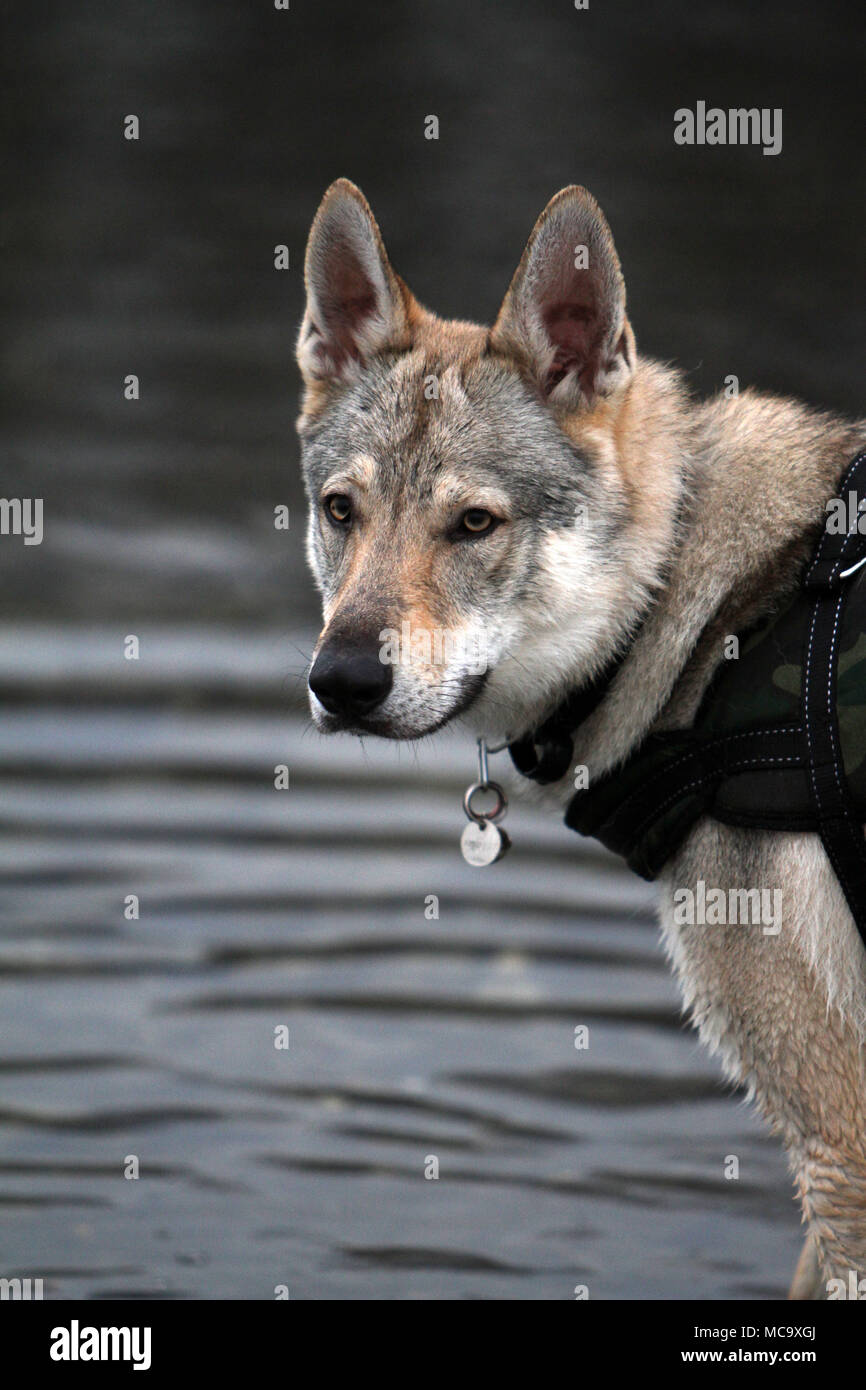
[
  {"xmin": 605, "ymin": 726, "xmax": 802, "ymax": 824},
  {"xmin": 628, "ymin": 751, "xmax": 804, "ymax": 851},
  {"xmin": 806, "ymin": 589, "xmax": 860, "ymax": 911}
]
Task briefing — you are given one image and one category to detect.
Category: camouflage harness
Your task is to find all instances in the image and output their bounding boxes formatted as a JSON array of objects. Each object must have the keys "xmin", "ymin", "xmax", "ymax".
[{"xmin": 509, "ymin": 449, "xmax": 866, "ymax": 944}]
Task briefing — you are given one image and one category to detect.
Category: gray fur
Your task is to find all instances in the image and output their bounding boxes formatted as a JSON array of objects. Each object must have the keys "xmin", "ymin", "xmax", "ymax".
[{"xmin": 296, "ymin": 179, "xmax": 866, "ymax": 1296}]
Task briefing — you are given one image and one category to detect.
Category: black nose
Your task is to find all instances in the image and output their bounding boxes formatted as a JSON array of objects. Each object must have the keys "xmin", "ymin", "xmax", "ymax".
[{"xmin": 309, "ymin": 638, "xmax": 393, "ymax": 718}]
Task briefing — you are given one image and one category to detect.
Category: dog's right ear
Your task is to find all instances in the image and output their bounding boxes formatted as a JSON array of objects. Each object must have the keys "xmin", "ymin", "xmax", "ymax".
[
  {"xmin": 297, "ymin": 179, "xmax": 410, "ymax": 386},
  {"xmin": 491, "ymin": 186, "xmax": 635, "ymax": 411}
]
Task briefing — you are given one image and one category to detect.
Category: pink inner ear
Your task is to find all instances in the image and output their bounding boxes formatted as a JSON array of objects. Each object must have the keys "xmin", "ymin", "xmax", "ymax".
[
  {"xmin": 317, "ymin": 240, "xmax": 380, "ymax": 367},
  {"xmin": 541, "ymin": 300, "xmax": 598, "ymax": 393}
]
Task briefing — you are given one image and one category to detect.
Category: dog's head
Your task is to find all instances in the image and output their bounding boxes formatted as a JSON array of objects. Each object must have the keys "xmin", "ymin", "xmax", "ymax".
[{"xmin": 296, "ymin": 180, "xmax": 678, "ymax": 741}]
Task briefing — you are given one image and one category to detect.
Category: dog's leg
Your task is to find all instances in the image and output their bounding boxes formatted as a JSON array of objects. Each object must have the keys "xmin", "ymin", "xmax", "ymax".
[
  {"xmin": 793, "ymin": 1119, "xmax": 866, "ymax": 1292},
  {"xmin": 789, "ymin": 1233, "xmax": 824, "ymax": 1300},
  {"xmin": 661, "ymin": 821, "xmax": 866, "ymax": 1296}
]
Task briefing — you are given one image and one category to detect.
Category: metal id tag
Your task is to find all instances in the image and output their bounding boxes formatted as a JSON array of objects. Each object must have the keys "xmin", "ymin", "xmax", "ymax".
[{"xmin": 460, "ymin": 739, "xmax": 510, "ymax": 867}]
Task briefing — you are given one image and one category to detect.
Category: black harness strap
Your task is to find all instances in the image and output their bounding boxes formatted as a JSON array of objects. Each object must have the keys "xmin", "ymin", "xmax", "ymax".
[
  {"xmin": 565, "ymin": 725, "xmax": 806, "ymax": 878},
  {"xmin": 802, "ymin": 450, "xmax": 866, "ymax": 933}
]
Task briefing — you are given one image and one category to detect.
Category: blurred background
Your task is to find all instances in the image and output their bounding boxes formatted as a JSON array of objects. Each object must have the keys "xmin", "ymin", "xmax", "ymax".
[{"xmin": 0, "ymin": 0, "xmax": 862, "ymax": 1299}]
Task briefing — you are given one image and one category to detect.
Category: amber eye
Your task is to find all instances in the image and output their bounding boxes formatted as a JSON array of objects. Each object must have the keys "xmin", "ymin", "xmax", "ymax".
[
  {"xmin": 326, "ymin": 494, "xmax": 352, "ymax": 525},
  {"xmin": 460, "ymin": 508, "xmax": 496, "ymax": 535}
]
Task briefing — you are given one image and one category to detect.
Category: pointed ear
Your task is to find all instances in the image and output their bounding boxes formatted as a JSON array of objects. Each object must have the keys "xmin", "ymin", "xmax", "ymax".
[
  {"xmin": 491, "ymin": 186, "xmax": 635, "ymax": 409},
  {"xmin": 297, "ymin": 179, "xmax": 410, "ymax": 384}
]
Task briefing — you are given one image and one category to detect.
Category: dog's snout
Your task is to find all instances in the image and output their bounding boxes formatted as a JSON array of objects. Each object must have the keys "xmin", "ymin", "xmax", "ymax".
[{"xmin": 309, "ymin": 637, "xmax": 393, "ymax": 718}]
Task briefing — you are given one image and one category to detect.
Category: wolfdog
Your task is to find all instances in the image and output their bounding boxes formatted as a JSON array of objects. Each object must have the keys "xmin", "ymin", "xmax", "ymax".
[{"xmin": 295, "ymin": 178, "xmax": 866, "ymax": 1298}]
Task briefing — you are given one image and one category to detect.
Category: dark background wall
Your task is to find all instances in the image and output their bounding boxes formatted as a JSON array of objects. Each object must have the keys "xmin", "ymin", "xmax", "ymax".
[{"xmin": 2, "ymin": 0, "xmax": 863, "ymax": 621}]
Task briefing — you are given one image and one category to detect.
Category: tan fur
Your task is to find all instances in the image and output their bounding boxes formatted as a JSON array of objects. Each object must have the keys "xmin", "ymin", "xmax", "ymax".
[
  {"xmin": 661, "ymin": 824, "xmax": 866, "ymax": 1293},
  {"xmin": 296, "ymin": 179, "xmax": 866, "ymax": 1297}
]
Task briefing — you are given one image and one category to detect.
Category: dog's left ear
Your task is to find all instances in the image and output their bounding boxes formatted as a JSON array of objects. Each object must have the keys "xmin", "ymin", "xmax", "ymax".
[{"xmin": 491, "ymin": 186, "xmax": 635, "ymax": 410}]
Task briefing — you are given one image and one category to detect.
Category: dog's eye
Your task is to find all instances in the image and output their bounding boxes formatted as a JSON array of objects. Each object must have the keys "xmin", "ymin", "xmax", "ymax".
[
  {"xmin": 325, "ymin": 494, "xmax": 352, "ymax": 525},
  {"xmin": 459, "ymin": 508, "xmax": 496, "ymax": 536}
]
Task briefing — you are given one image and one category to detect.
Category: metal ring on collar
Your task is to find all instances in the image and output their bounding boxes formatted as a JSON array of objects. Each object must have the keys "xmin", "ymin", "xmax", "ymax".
[{"xmin": 463, "ymin": 781, "xmax": 507, "ymax": 825}]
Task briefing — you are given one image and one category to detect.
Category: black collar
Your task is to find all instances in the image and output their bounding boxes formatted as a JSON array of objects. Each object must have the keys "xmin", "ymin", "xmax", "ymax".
[{"xmin": 507, "ymin": 634, "xmax": 637, "ymax": 786}]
